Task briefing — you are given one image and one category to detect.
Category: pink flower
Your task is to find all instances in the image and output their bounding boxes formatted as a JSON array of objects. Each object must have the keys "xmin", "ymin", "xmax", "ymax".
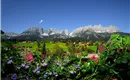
[
  {"xmin": 90, "ymin": 55, "xmax": 98, "ymax": 62},
  {"xmin": 26, "ymin": 51, "xmax": 34, "ymax": 62}
]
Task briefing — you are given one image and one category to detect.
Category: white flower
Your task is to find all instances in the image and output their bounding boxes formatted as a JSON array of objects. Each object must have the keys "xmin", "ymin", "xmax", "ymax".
[
  {"xmin": 49, "ymin": 72, "xmax": 52, "ymax": 75},
  {"xmin": 44, "ymin": 74, "xmax": 47, "ymax": 78},
  {"xmin": 70, "ymin": 71, "xmax": 74, "ymax": 74},
  {"xmin": 16, "ymin": 67, "xmax": 21, "ymax": 70},
  {"xmin": 56, "ymin": 63, "xmax": 59, "ymax": 65},
  {"xmin": 55, "ymin": 74, "xmax": 58, "ymax": 77}
]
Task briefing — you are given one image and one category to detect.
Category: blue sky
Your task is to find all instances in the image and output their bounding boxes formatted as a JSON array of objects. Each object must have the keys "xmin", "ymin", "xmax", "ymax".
[{"xmin": 1, "ymin": 0, "xmax": 129, "ymax": 33}]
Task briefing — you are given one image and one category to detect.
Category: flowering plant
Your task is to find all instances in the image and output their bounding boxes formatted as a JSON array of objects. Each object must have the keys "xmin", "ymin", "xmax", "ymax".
[
  {"xmin": 1, "ymin": 34, "xmax": 130, "ymax": 80},
  {"xmin": 26, "ymin": 51, "xmax": 34, "ymax": 62}
]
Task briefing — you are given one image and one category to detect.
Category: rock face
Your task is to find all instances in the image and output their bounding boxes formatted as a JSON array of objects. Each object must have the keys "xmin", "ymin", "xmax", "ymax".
[
  {"xmin": 2, "ymin": 27, "xmax": 70, "ymax": 40},
  {"xmin": 2, "ymin": 25, "xmax": 130, "ymax": 41},
  {"xmin": 21, "ymin": 27, "xmax": 44, "ymax": 35},
  {"xmin": 1, "ymin": 32, "xmax": 20, "ymax": 39},
  {"xmin": 70, "ymin": 25, "xmax": 120, "ymax": 37},
  {"xmin": 3, "ymin": 32, "xmax": 20, "ymax": 36}
]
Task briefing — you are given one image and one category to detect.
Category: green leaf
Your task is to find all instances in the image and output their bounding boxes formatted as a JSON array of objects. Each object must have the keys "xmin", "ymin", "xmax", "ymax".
[
  {"xmin": 122, "ymin": 58, "xmax": 128, "ymax": 63},
  {"xmin": 82, "ymin": 69, "xmax": 86, "ymax": 73},
  {"xmin": 110, "ymin": 34, "xmax": 120, "ymax": 40},
  {"xmin": 92, "ymin": 78, "xmax": 97, "ymax": 80},
  {"xmin": 109, "ymin": 69, "xmax": 118, "ymax": 75},
  {"xmin": 83, "ymin": 62, "xmax": 90, "ymax": 68},
  {"xmin": 82, "ymin": 52, "xmax": 88, "ymax": 57}
]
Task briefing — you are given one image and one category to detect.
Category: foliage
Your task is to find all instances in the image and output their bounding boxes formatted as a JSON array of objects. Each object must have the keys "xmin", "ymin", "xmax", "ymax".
[
  {"xmin": 87, "ymin": 46, "xmax": 97, "ymax": 53},
  {"xmin": 51, "ymin": 44, "xmax": 65, "ymax": 57},
  {"xmin": 68, "ymin": 44, "xmax": 76, "ymax": 54},
  {"xmin": 1, "ymin": 34, "xmax": 130, "ymax": 80},
  {"xmin": 106, "ymin": 33, "xmax": 130, "ymax": 50},
  {"xmin": 37, "ymin": 41, "xmax": 40, "ymax": 48},
  {"xmin": 1, "ymin": 42, "xmax": 23, "ymax": 77},
  {"xmin": 82, "ymin": 51, "xmax": 88, "ymax": 57},
  {"xmin": 42, "ymin": 42, "xmax": 46, "ymax": 55}
]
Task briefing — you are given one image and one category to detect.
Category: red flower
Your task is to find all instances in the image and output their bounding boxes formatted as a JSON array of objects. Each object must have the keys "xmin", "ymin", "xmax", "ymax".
[
  {"xmin": 41, "ymin": 54, "xmax": 44, "ymax": 58},
  {"xmin": 111, "ymin": 76, "xmax": 117, "ymax": 80},
  {"xmin": 39, "ymin": 52, "xmax": 44, "ymax": 58},
  {"xmin": 98, "ymin": 45, "xmax": 105, "ymax": 54},
  {"xmin": 90, "ymin": 55, "xmax": 98, "ymax": 62},
  {"xmin": 26, "ymin": 51, "xmax": 33, "ymax": 62},
  {"xmin": 12, "ymin": 46, "xmax": 17, "ymax": 49}
]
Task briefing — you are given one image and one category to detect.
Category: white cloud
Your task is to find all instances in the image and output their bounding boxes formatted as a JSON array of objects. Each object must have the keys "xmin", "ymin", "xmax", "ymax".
[{"xmin": 39, "ymin": 20, "xmax": 44, "ymax": 24}]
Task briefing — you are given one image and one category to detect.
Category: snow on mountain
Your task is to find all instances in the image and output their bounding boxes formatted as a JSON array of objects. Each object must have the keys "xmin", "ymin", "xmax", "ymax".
[
  {"xmin": 17, "ymin": 27, "xmax": 70, "ymax": 39},
  {"xmin": 71, "ymin": 25, "xmax": 120, "ymax": 37},
  {"xmin": 2, "ymin": 25, "xmax": 124, "ymax": 41},
  {"xmin": 41, "ymin": 33, "xmax": 49, "ymax": 36},
  {"xmin": 3, "ymin": 32, "xmax": 20, "ymax": 36},
  {"xmin": 50, "ymin": 32, "xmax": 55, "ymax": 35},
  {"xmin": 21, "ymin": 27, "xmax": 44, "ymax": 35}
]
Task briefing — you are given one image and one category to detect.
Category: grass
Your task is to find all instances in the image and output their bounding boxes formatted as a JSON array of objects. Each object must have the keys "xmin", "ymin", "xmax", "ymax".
[
  {"xmin": 56, "ymin": 42, "xmax": 68, "ymax": 51},
  {"xmin": 14, "ymin": 42, "xmax": 38, "ymax": 51},
  {"xmin": 87, "ymin": 46, "xmax": 97, "ymax": 52},
  {"xmin": 14, "ymin": 42, "xmax": 69, "ymax": 52},
  {"xmin": 14, "ymin": 42, "xmax": 97, "ymax": 53},
  {"xmin": 46, "ymin": 43, "xmax": 54, "ymax": 49}
]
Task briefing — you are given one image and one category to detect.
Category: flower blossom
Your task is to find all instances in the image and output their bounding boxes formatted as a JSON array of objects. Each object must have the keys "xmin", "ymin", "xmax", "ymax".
[
  {"xmin": 26, "ymin": 51, "xmax": 34, "ymax": 63},
  {"xmin": 25, "ymin": 65, "xmax": 30, "ymax": 69},
  {"xmin": 7, "ymin": 60, "xmax": 13, "ymax": 64},
  {"xmin": 90, "ymin": 55, "xmax": 98, "ymax": 62},
  {"xmin": 11, "ymin": 74, "xmax": 17, "ymax": 80},
  {"xmin": 21, "ymin": 63, "xmax": 25, "ymax": 67},
  {"xmin": 42, "ymin": 62, "xmax": 47, "ymax": 67},
  {"xmin": 12, "ymin": 46, "xmax": 17, "ymax": 49}
]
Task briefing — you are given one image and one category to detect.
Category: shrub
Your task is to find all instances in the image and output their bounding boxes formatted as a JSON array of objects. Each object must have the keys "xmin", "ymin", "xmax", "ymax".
[
  {"xmin": 42, "ymin": 42, "xmax": 46, "ymax": 55},
  {"xmin": 68, "ymin": 44, "xmax": 76, "ymax": 54},
  {"xmin": 1, "ymin": 42, "xmax": 23, "ymax": 77},
  {"xmin": 51, "ymin": 44, "xmax": 64, "ymax": 57},
  {"xmin": 2, "ymin": 34, "xmax": 130, "ymax": 80}
]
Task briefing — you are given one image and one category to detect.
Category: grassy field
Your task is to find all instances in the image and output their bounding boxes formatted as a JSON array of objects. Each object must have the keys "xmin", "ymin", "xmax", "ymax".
[
  {"xmin": 14, "ymin": 42, "xmax": 69, "ymax": 51},
  {"xmin": 14, "ymin": 42, "xmax": 98, "ymax": 53}
]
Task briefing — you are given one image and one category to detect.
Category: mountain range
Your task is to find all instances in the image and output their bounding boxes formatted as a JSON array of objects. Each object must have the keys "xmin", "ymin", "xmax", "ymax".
[{"xmin": 1, "ymin": 25, "xmax": 130, "ymax": 41}]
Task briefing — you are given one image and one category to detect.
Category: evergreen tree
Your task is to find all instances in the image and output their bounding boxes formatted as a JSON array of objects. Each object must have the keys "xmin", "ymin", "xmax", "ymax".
[
  {"xmin": 0, "ymin": 30, "xmax": 4, "ymax": 42},
  {"xmin": 42, "ymin": 42, "xmax": 46, "ymax": 55},
  {"xmin": 1, "ymin": 30, "xmax": 4, "ymax": 34},
  {"xmin": 37, "ymin": 41, "xmax": 40, "ymax": 48}
]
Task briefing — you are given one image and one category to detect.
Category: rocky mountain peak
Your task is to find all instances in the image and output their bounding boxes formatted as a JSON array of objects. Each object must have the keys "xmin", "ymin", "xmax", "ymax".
[
  {"xmin": 21, "ymin": 27, "xmax": 44, "ymax": 35},
  {"xmin": 2, "ymin": 25, "xmax": 125, "ymax": 41}
]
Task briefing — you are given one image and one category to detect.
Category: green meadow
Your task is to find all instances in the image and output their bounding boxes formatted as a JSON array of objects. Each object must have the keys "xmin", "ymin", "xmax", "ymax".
[
  {"xmin": 14, "ymin": 42, "xmax": 98, "ymax": 54},
  {"xmin": 14, "ymin": 42, "xmax": 69, "ymax": 52}
]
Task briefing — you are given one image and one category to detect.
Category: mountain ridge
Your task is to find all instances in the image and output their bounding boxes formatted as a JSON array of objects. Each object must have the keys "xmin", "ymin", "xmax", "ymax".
[{"xmin": 1, "ymin": 25, "xmax": 130, "ymax": 41}]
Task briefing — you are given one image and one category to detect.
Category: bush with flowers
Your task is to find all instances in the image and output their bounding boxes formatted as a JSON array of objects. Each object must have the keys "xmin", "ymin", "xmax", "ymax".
[{"xmin": 1, "ymin": 34, "xmax": 130, "ymax": 80}]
